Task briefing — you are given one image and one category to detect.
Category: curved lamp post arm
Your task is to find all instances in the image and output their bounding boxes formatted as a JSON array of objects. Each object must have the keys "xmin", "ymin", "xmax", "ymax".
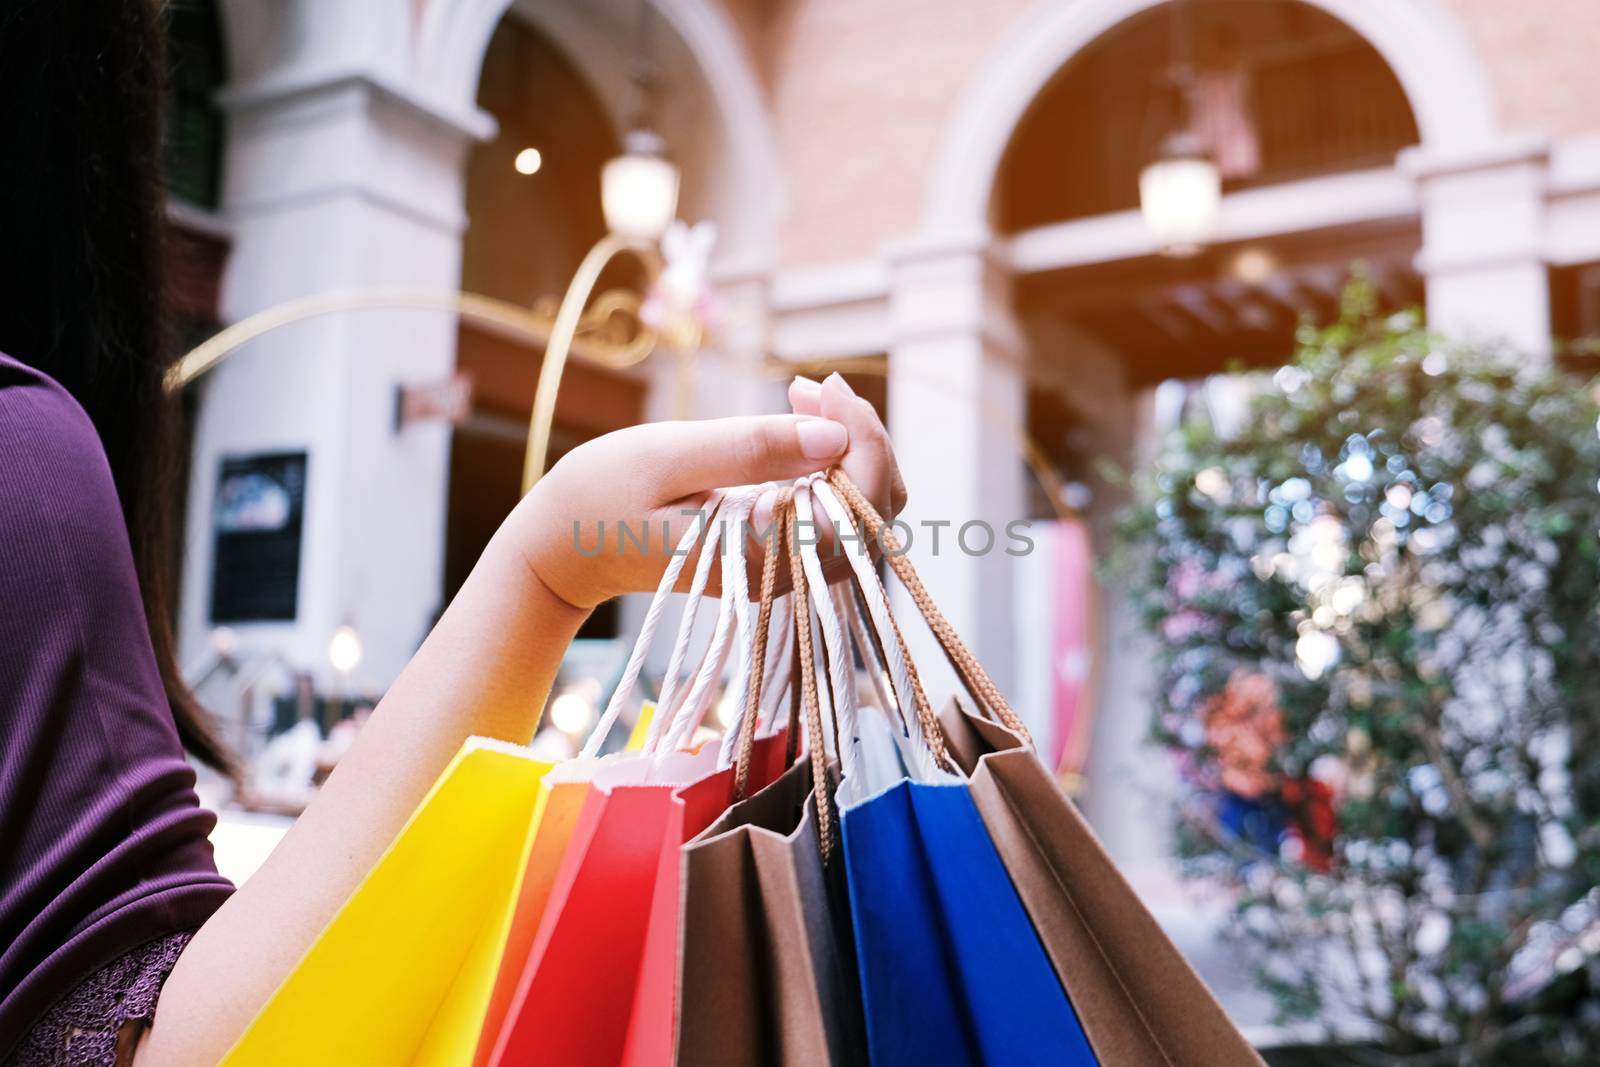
[
  {"xmin": 521, "ymin": 234, "xmax": 663, "ymax": 494},
  {"xmin": 164, "ymin": 288, "xmax": 660, "ymax": 393}
]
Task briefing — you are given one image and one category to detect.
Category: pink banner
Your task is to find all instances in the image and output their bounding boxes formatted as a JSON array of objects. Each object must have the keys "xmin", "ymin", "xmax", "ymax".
[{"xmin": 1051, "ymin": 519, "xmax": 1095, "ymax": 777}]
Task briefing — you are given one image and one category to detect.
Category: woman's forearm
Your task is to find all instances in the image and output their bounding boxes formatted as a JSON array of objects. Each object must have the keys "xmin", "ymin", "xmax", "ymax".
[
  {"xmin": 137, "ymin": 395, "xmax": 889, "ymax": 1064},
  {"xmin": 141, "ymin": 523, "xmax": 587, "ymax": 1066}
]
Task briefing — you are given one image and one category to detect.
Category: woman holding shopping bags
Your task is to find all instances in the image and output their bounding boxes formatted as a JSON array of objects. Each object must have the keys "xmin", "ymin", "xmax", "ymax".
[{"xmin": 0, "ymin": 2, "xmax": 905, "ymax": 1063}]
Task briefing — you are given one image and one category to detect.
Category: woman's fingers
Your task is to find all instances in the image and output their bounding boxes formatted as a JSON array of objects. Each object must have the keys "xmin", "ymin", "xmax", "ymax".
[
  {"xmin": 598, "ymin": 414, "xmax": 849, "ymax": 505},
  {"xmin": 790, "ymin": 373, "xmax": 907, "ymax": 519},
  {"xmin": 788, "ymin": 375, "xmax": 823, "ymax": 416},
  {"xmin": 530, "ymin": 378, "xmax": 907, "ymax": 606},
  {"xmin": 818, "ymin": 373, "xmax": 907, "ymax": 518}
]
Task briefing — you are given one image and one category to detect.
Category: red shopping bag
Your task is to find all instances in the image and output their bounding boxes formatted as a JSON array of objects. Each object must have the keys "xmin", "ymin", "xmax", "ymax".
[{"xmin": 486, "ymin": 730, "xmax": 790, "ymax": 1067}]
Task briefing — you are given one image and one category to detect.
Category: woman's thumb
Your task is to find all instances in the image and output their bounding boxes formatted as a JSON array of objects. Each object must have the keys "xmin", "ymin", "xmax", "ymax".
[{"xmin": 633, "ymin": 415, "xmax": 848, "ymax": 500}]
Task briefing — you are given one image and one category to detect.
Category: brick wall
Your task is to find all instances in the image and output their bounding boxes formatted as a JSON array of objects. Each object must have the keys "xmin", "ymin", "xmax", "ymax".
[
  {"xmin": 727, "ymin": 0, "xmax": 1033, "ymax": 266},
  {"xmin": 1443, "ymin": 0, "xmax": 1600, "ymax": 138},
  {"xmin": 719, "ymin": 0, "xmax": 1600, "ymax": 273}
]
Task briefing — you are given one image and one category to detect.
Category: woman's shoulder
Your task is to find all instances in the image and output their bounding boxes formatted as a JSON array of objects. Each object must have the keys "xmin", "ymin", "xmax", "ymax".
[
  {"xmin": 0, "ymin": 352, "xmax": 122, "ymax": 520},
  {"xmin": 0, "ymin": 352, "xmax": 132, "ymax": 594},
  {"xmin": 0, "ymin": 351, "xmax": 105, "ymax": 464}
]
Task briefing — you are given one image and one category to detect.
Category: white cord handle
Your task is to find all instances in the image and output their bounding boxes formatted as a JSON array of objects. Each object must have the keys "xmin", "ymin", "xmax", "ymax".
[
  {"xmin": 661, "ymin": 487, "xmax": 761, "ymax": 754},
  {"xmin": 809, "ymin": 477, "xmax": 943, "ymax": 783},
  {"xmin": 793, "ymin": 480, "xmax": 859, "ymax": 782},
  {"xmin": 642, "ymin": 491, "xmax": 733, "ymax": 751},
  {"xmin": 581, "ymin": 492, "xmax": 723, "ymax": 758},
  {"xmin": 714, "ymin": 487, "xmax": 763, "ymax": 767},
  {"xmin": 839, "ymin": 579, "xmax": 899, "ymax": 733}
]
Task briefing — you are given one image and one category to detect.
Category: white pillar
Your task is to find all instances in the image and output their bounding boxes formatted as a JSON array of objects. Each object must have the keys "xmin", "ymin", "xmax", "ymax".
[
  {"xmin": 630, "ymin": 261, "xmax": 780, "ymax": 679},
  {"xmin": 653, "ymin": 259, "xmax": 780, "ymax": 423},
  {"xmin": 885, "ymin": 233, "xmax": 1027, "ymax": 700},
  {"xmin": 1403, "ymin": 135, "xmax": 1551, "ymax": 357},
  {"xmin": 179, "ymin": 17, "xmax": 492, "ymax": 696}
]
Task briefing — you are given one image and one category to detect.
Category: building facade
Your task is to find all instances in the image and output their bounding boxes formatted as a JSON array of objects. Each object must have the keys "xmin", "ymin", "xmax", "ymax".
[{"xmin": 176, "ymin": 3, "xmax": 1600, "ymax": 981}]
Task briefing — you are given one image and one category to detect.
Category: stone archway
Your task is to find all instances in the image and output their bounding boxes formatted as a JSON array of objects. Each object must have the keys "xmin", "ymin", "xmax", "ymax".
[
  {"xmin": 414, "ymin": 0, "xmax": 783, "ymax": 269},
  {"xmin": 920, "ymin": 0, "xmax": 1498, "ymax": 240}
]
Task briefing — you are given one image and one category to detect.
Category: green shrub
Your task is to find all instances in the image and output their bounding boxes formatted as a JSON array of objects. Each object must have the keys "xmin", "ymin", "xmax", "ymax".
[{"xmin": 1120, "ymin": 284, "xmax": 1600, "ymax": 1063}]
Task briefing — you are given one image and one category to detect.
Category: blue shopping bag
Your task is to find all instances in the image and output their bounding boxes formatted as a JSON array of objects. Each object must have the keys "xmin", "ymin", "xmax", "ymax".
[
  {"xmin": 839, "ymin": 722, "xmax": 1097, "ymax": 1067},
  {"xmin": 793, "ymin": 476, "xmax": 1098, "ymax": 1067}
]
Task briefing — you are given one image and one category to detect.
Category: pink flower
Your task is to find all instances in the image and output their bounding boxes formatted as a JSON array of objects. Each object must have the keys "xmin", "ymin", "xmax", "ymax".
[{"xmin": 1202, "ymin": 669, "xmax": 1286, "ymax": 799}]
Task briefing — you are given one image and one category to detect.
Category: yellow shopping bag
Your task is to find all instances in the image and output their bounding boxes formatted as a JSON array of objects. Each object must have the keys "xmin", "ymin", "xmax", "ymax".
[
  {"xmin": 467, "ymin": 703, "xmax": 657, "ymax": 1066},
  {"xmin": 222, "ymin": 738, "xmax": 555, "ymax": 1067}
]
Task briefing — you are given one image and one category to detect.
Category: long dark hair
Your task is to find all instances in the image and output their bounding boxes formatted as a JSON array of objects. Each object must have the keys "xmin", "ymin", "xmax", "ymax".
[{"xmin": 0, "ymin": 0, "xmax": 233, "ymax": 772}]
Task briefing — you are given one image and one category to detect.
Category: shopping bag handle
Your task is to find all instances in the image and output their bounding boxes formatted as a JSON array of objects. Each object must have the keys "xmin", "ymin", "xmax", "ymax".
[
  {"xmin": 802, "ymin": 478, "xmax": 960, "ymax": 789},
  {"xmin": 730, "ymin": 486, "xmax": 795, "ymax": 799},
  {"xmin": 838, "ymin": 580, "xmax": 898, "ymax": 737},
  {"xmin": 658, "ymin": 487, "xmax": 763, "ymax": 753},
  {"xmin": 807, "ymin": 476, "xmax": 952, "ymax": 777},
  {"xmin": 641, "ymin": 487, "xmax": 738, "ymax": 752},
  {"xmin": 825, "ymin": 468, "xmax": 1035, "ymax": 747},
  {"xmin": 729, "ymin": 488, "xmax": 842, "ymax": 863},
  {"xmin": 794, "ymin": 481, "xmax": 866, "ymax": 787},
  {"xmin": 581, "ymin": 491, "xmax": 726, "ymax": 758}
]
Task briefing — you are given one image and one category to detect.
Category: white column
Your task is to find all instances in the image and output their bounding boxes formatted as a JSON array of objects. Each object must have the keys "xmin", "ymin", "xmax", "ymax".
[
  {"xmin": 631, "ymin": 261, "xmax": 780, "ymax": 680},
  {"xmin": 647, "ymin": 259, "xmax": 780, "ymax": 424},
  {"xmin": 885, "ymin": 233, "xmax": 1027, "ymax": 700},
  {"xmin": 179, "ymin": 18, "xmax": 492, "ymax": 696},
  {"xmin": 1403, "ymin": 135, "xmax": 1551, "ymax": 357}
]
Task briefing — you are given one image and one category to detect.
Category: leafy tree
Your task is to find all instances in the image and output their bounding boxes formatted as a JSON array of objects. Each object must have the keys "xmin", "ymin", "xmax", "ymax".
[{"xmin": 1120, "ymin": 285, "xmax": 1600, "ymax": 1063}]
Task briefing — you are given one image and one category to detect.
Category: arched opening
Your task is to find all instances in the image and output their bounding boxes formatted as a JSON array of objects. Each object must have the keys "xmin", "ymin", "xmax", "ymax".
[
  {"xmin": 441, "ymin": 1, "xmax": 781, "ymax": 642},
  {"xmin": 443, "ymin": 12, "xmax": 648, "ymax": 640},
  {"xmin": 976, "ymin": 2, "xmax": 1433, "ymax": 906},
  {"xmin": 415, "ymin": 0, "xmax": 781, "ymax": 267},
  {"xmin": 999, "ymin": 1, "xmax": 1417, "ymax": 230},
  {"xmin": 1003, "ymin": 0, "xmax": 1424, "ymax": 389}
]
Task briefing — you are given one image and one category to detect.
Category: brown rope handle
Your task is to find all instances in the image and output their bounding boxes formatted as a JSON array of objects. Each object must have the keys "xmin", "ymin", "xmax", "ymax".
[
  {"xmin": 785, "ymin": 499, "xmax": 837, "ymax": 862},
  {"xmin": 842, "ymin": 567, "xmax": 957, "ymax": 770},
  {"xmin": 733, "ymin": 488, "xmax": 794, "ymax": 801},
  {"xmin": 826, "ymin": 468, "xmax": 1036, "ymax": 747},
  {"xmin": 783, "ymin": 627, "xmax": 802, "ymax": 769},
  {"xmin": 851, "ymin": 538, "xmax": 954, "ymax": 772},
  {"xmin": 728, "ymin": 488, "xmax": 836, "ymax": 860}
]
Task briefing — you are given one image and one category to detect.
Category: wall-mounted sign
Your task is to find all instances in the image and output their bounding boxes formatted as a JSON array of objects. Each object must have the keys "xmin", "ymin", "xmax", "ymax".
[
  {"xmin": 210, "ymin": 451, "xmax": 307, "ymax": 623},
  {"xmin": 396, "ymin": 373, "xmax": 473, "ymax": 431}
]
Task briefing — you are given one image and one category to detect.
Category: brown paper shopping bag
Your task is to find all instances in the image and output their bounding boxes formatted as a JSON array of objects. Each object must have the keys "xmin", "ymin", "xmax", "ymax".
[
  {"xmin": 819, "ymin": 467, "xmax": 1258, "ymax": 1066},
  {"xmin": 676, "ymin": 758, "xmax": 865, "ymax": 1066},
  {"xmin": 940, "ymin": 702, "xmax": 1264, "ymax": 1067},
  {"xmin": 676, "ymin": 486, "xmax": 866, "ymax": 1066}
]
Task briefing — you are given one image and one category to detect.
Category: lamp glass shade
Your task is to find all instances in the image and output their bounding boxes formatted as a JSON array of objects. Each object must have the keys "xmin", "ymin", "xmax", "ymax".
[
  {"xmin": 328, "ymin": 624, "xmax": 363, "ymax": 673},
  {"xmin": 1139, "ymin": 153, "xmax": 1221, "ymax": 256},
  {"xmin": 602, "ymin": 151, "xmax": 680, "ymax": 240}
]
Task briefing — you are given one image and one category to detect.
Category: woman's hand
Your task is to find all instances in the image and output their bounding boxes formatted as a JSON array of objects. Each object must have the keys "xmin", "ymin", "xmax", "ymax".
[
  {"xmin": 513, "ymin": 372, "xmax": 904, "ymax": 610},
  {"xmin": 147, "ymin": 374, "xmax": 902, "ymax": 1067}
]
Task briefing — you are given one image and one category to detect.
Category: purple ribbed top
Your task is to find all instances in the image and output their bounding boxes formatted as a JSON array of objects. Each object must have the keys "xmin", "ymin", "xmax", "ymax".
[{"xmin": 0, "ymin": 353, "xmax": 234, "ymax": 1055}]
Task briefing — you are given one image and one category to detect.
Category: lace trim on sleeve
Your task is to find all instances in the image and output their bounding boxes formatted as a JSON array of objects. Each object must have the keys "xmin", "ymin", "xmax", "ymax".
[{"xmin": 9, "ymin": 931, "xmax": 194, "ymax": 1067}]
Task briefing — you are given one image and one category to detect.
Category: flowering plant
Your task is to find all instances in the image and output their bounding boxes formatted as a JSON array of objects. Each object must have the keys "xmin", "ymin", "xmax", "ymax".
[
  {"xmin": 1119, "ymin": 284, "xmax": 1600, "ymax": 1062},
  {"xmin": 641, "ymin": 220, "xmax": 720, "ymax": 351}
]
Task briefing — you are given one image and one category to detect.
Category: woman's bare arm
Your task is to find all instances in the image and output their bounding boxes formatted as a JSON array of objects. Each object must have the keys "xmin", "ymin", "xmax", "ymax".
[
  {"xmin": 141, "ymin": 519, "xmax": 584, "ymax": 1065},
  {"xmin": 140, "ymin": 379, "xmax": 896, "ymax": 1065}
]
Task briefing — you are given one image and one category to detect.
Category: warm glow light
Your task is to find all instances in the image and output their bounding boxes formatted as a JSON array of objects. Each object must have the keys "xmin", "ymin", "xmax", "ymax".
[
  {"xmin": 513, "ymin": 147, "xmax": 543, "ymax": 175},
  {"xmin": 210, "ymin": 626, "xmax": 237, "ymax": 656},
  {"xmin": 550, "ymin": 690, "xmax": 596, "ymax": 735},
  {"xmin": 602, "ymin": 128, "xmax": 679, "ymax": 240},
  {"xmin": 1296, "ymin": 629, "xmax": 1340, "ymax": 680},
  {"xmin": 328, "ymin": 624, "xmax": 363, "ymax": 674},
  {"xmin": 1139, "ymin": 133, "xmax": 1221, "ymax": 257},
  {"xmin": 1231, "ymin": 247, "xmax": 1277, "ymax": 284}
]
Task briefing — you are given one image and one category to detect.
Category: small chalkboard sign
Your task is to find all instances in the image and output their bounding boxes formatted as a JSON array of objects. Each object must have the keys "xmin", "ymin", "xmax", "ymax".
[{"xmin": 210, "ymin": 451, "xmax": 307, "ymax": 623}]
